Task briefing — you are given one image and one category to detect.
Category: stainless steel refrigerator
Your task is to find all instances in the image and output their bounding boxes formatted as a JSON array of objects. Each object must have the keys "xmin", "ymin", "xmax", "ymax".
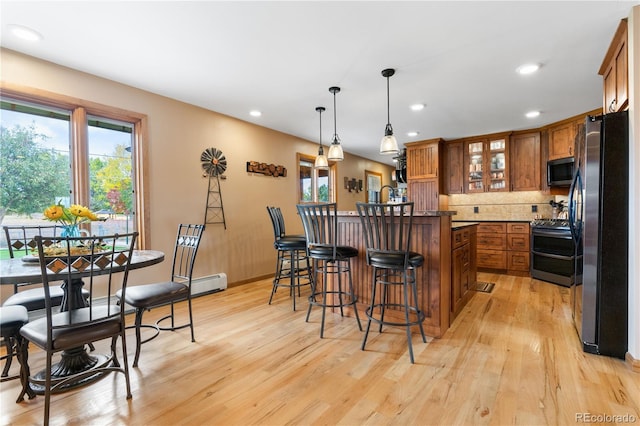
[{"xmin": 569, "ymin": 110, "xmax": 628, "ymax": 359}]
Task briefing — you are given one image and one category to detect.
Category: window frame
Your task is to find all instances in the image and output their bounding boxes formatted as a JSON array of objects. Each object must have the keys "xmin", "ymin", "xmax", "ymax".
[
  {"xmin": 296, "ymin": 153, "xmax": 337, "ymax": 203},
  {"xmin": 0, "ymin": 84, "xmax": 150, "ymax": 248}
]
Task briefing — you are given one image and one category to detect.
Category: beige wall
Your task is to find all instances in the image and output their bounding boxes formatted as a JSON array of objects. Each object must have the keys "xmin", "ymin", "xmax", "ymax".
[{"xmin": 0, "ymin": 48, "xmax": 393, "ymax": 286}]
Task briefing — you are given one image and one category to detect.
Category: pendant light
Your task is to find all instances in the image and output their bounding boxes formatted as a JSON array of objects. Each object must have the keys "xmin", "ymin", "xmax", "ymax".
[
  {"xmin": 327, "ymin": 86, "xmax": 344, "ymax": 161},
  {"xmin": 380, "ymin": 68, "xmax": 399, "ymax": 154},
  {"xmin": 314, "ymin": 106, "xmax": 329, "ymax": 170}
]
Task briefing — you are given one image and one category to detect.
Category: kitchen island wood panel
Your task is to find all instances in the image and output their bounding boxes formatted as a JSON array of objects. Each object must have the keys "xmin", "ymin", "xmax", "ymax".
[{"xmin": 337, "ymin": 211, "xmax": 453, "ymax": 338}]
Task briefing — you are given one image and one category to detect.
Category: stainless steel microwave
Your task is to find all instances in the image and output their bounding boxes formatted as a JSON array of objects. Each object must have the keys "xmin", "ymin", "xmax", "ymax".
[{"xmin": 547, "ymin": 157, "xmax": 574, "ymax": 187}]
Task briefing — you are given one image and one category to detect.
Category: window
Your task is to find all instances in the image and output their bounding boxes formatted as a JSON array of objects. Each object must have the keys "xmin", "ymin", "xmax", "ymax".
[
  {"xmin": 297, "ymin": 153, "xmax": 336, "ymax": 203},
  {"xmin": 0, "ymin": 89, "xmax": 148, "ymax": 248}
]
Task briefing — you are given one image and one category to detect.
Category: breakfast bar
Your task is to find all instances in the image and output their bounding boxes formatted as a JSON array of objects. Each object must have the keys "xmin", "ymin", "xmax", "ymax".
[{"xmin": 336, "ymin": 210, "xmax": 456, "ymax": 338}]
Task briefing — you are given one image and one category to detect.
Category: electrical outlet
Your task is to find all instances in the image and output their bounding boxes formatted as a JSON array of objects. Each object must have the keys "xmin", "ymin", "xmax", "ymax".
[
  {"xmin": 532, "ymin": 205, "xmax": 538, "ymax": 213},
  {"xmin": 473, "ymin": 206, "xmax": 479, "ymax": 214}
]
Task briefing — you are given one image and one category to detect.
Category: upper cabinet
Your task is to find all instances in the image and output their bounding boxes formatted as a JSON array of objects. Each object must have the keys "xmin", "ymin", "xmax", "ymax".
[
  {"xmin": 599, "ymin": 19, "xmax": 628, "ymax": 113},
  {"xmin": 445, "ymin": 141, "xmax": 464, "ymax": 194},
  {"xmin": 547, "ymin": 120, "xmax": 576, "ymax": 160},
  {"xmin": 510, "ymin": 132, "xmax": 541, "ymax": 191},
  {"xmin": 406, "ymin": 138, "xmax": 445, "ymax": 211},
  {"xmin": 464, "ymin": 133, "xmax": 511, "ymax": 193},
  {"xmin": 406, "ymin": 138, "xmax": 440, "ymax": 179}
]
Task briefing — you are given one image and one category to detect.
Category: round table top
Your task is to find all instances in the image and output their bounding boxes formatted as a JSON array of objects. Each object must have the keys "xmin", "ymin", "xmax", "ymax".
[{"xmin": 0, "ymin": 250, "xmax": 165, "ymax": 285}]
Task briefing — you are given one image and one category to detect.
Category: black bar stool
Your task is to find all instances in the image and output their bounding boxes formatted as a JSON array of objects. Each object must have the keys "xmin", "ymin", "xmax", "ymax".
[
  {"xmin": 356, "ymin": 202, "xmax": 426, "ymax": 363},
  {"xmin": 266, "ymin": 206, "xmax": 312, "ymax": 310},
  {"xmin": 296, "ymin": 203, "xmax": 362, "ymax": 338}
]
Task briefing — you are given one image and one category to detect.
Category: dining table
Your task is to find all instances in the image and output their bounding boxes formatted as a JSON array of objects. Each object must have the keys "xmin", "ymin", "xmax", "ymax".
[{"xmin": 0, "ymin": 249, "xmax": 165, "ymax": 394}]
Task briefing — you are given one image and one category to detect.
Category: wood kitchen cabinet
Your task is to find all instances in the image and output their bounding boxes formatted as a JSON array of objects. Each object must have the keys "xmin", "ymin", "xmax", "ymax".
[
  {"xmin": 477, "ymin": 222, "xmax": 507, "ymax": 269},
  {"xmin": 406, "ymin": 139, "xmax": 441, "ymax": 179},
  {"xmin": 445, "ymin": 141, "xmax": 464, "ymax": 194},
  {"xmin": 510, "ymin": 132, "xmax": 541, "ymax": 191},
  {"xmin": 476, "ymin": 221, "xmax": 530, "ymax": 276},
  {"xmin": 451, "ymin": 224, "xmax": 477, "ymax": 320},
  {"xmin": 506, "ymin": 222, "xmax": 530, "ymax": 274},
  {"xmin": 464, "ymin": 133, "xmax": 511, "ymax": 193},
  {"xmin": 599, "ymin": 19, "xmax": 628, "ymax": 113},
  {"xmin": 547, "ymin": 120, "xmax": 575, "ymax": 160},
  {"xmin": 406, "ymin": 138, "xmax": 444, "ymax": 211}
]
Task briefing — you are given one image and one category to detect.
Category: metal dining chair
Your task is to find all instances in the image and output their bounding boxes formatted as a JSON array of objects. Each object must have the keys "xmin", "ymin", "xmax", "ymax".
[
  {"xmin": 117, "ymin": 224, "xmax": 204, "ymax": 367},
  {"xmin": 1, "ymin": 225, "xmax": 92, "ymax": 378},
  {"xmin": 0, "ymin": 305, "xmax": 36, "ymax": 403},
  {"xmin": 20, "ymin": 232, "xmax": 138, "ymax": 426}
]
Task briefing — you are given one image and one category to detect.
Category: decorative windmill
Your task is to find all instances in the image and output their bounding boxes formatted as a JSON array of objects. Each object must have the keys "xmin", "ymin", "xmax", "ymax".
[{"xmin": 201, "ymin": 147, "xmax": 227, "ymax": 229}]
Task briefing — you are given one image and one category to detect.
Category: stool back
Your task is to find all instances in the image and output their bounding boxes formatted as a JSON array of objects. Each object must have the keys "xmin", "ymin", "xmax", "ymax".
[
  {"xmin": 356, "ymin": 202, "xmax": 415, "ymax": 269},
  {"xmin": 296, "ymin": 203, "xmax": 338, "ymax": 259},
  {"xmin": 266, "ymin": 206, "xmax": 284, "ymax": 241}
]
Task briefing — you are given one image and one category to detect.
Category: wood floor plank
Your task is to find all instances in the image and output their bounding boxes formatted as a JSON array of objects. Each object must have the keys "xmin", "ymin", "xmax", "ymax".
[{"xmin": 1, "ymin": 273, "xmax": 638, "ymax": 425}]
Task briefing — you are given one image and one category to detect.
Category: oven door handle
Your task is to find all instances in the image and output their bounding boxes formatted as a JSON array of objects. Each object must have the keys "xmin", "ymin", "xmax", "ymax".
[
  {"xmin": 531, "ymin": 250, "xmax": 575, "ymax": 260},
  {"xmin": 531, "ymin": 229, "xmax": 572, "ymax": 239}
]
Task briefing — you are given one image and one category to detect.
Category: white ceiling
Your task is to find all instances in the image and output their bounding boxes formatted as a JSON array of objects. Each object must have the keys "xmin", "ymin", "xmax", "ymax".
[{"xmin": 0, "ymin": 1, "xmax": 636, "ymax": 165}]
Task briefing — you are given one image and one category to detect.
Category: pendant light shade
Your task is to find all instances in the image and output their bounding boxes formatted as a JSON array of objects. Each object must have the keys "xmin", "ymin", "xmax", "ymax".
[
  {"xmin": 327, "ymin": 86, "xmax": 344, "ymax": 161},
  {"xmin": 380, "ymin": 68, "xmax": 399, "ymax": 155},
  {"xmin": 314, "ymin": 106, "xmax": 329, "ymax": 170}
]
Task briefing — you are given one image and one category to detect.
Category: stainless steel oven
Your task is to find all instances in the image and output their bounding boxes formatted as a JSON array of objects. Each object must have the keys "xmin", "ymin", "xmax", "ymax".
[{"xmin": 530, "ymin": 219, "xmax": 582, "ymax": 287}]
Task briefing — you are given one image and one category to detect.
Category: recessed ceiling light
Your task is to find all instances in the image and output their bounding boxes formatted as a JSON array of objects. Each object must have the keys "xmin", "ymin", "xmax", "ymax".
[
  {"xmin": 249, "ymin": 110, "xmax": 262, "ymax": 117},
  {"xmin": 525, "ymin": 110, "xmax": 541, "ymax": 118},
  {"xmin": 8, "ymin": 24, "xmax": 43, "ymax": 42},
  {"xmin": 407, "ymin": 131, "xmax": 419, "ymax": 137},
  {"xmin": 410, "ymin": 104, "xmax": 425, "ymax": 111},
  {"xmin": 516, "ymin": 63, "xmax": 540, "ymax": 75}
]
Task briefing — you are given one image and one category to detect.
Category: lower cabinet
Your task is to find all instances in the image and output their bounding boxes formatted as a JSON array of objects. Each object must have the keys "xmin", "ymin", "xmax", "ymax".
[
  {"xmin": 477, "ymin": 223, "xmax": 507, "ymax": 269},
  {"xmin": 506, "ymin": 223, "xmax": 530, "ymax": 273},
  {"xmin": 476, "ymin": 222, "xmax": 530, "ymax": 276},
  {"xmin": 451, "ymin": 224, "xmax": 477, "ymax": 320}
]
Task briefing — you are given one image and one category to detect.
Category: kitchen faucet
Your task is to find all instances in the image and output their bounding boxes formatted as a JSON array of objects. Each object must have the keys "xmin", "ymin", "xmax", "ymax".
[{"xmin": 378, "ymin": 184, "xmax": 395, "ymax": 202}]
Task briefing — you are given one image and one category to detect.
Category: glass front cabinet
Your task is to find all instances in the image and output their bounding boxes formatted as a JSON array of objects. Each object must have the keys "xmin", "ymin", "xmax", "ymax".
[{"xmin": 464, "ymin": 133, "xmax": 510, "ymax": 193}]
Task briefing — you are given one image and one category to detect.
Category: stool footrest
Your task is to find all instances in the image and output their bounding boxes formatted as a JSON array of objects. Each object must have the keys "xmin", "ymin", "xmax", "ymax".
[
  {"xmin": 309, "ymin": 291, "xmax": 358, "ymax": 308},
  {"xmin": 365, "ymin": 304, "xmax": 425, "ymax": 328}
]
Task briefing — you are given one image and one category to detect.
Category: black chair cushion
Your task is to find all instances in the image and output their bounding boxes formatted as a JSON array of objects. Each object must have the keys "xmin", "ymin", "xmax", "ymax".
[
  {"xmin": 0, "ymin": 305, "xmax": 29, "ymax": 338},
  {"xmin": 275, "ymin": 236, "xmax": 307, "ymax": 250},
  {"xmin": 2, "ymin": 286, "xmax": 90, "ymax": 311},
  {"xmin": 308, "ymin": 245, "xmax": 358, "ymax": 260},
  {"xmin": 119, "ymin": 281, "xmax": 189, "ymax": 309},
  {"xmin": 20, "ymin": 306, "xmax": 122, "ymax": 350},
  {"xmin": 369, "ymin": 251, "xmax": 424, "ymax": 269}
]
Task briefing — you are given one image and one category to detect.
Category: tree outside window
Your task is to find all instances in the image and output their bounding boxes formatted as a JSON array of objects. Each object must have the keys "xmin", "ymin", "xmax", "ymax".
[{"xmin": 0, "ymin": 97, "xmax": 140, "ymax": 251}]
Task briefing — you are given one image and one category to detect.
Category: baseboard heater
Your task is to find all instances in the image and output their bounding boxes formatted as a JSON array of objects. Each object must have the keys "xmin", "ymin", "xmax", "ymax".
[{"xmin": 191, "ymin": 273, "xmax": 227, "ymax": 296}]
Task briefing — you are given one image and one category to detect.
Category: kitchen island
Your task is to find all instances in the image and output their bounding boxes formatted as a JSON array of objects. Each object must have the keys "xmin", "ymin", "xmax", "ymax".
[{"xmin": 336, "ymin": 210, "xmax": 456, "ymax": 338}]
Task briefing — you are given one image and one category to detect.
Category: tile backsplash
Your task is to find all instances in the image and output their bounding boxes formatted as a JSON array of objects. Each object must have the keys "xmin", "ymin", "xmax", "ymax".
[{"xmin": 449, "ymin": 191, "xmax": 569, "ymax": 221}]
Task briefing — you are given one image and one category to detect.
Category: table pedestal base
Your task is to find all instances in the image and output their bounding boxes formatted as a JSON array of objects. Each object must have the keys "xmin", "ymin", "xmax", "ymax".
[{"xmin": 30, "ymin": 347, "xmax": 111, "ymax": 394}]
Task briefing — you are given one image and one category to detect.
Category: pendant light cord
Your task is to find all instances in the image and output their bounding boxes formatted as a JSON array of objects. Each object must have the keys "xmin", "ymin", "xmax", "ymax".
[
  {"xmin": 333, "ymin": 90, "xmax": 338, "ymax": 139},
  {"xmin": 386, "ymin": 75, "xmax": 391, "ymax": 126},
  {"xmin": 319, "ymin": 108, "xmax": 323, "ymax": 147}
]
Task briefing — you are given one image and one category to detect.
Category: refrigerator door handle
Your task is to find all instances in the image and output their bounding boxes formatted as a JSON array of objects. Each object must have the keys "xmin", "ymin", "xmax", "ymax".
[{"xmin": 568, "ymin": 168, "xmax": 582, "ymax": 244}]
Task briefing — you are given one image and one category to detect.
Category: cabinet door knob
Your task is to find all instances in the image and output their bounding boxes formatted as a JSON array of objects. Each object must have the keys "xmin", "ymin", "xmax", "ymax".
[{"xmin": 609, "ymin": 98, "xmax": 617, "ymax": 112}]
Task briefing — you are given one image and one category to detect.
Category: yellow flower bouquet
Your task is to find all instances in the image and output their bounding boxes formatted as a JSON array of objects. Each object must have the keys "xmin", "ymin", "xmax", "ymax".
[{"xmin": 40, "ymin": 202, "xmax": 102, "ymax": 256}]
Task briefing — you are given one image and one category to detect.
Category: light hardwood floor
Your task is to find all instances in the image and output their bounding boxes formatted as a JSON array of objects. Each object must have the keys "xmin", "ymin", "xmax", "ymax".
[{"xmin": 1, "ymin": 273, "xmax": 638, "ymax": 426}]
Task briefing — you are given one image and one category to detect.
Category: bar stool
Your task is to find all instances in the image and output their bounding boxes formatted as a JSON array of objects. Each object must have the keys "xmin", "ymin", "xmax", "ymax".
[
  {"xmin": 356, "ymin": 201, "xmax": 426, "ymax": 363},
  {"xmin": 296, "ymin": 203, "xmax": 362, "ymax": 338},
  {"xmin": 0, "ymin": 305, "xmax": 36, "ymax": 402},
  {"xmin": 266, "ymin": 206, "xmax": 312, "ymax": 310}
]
